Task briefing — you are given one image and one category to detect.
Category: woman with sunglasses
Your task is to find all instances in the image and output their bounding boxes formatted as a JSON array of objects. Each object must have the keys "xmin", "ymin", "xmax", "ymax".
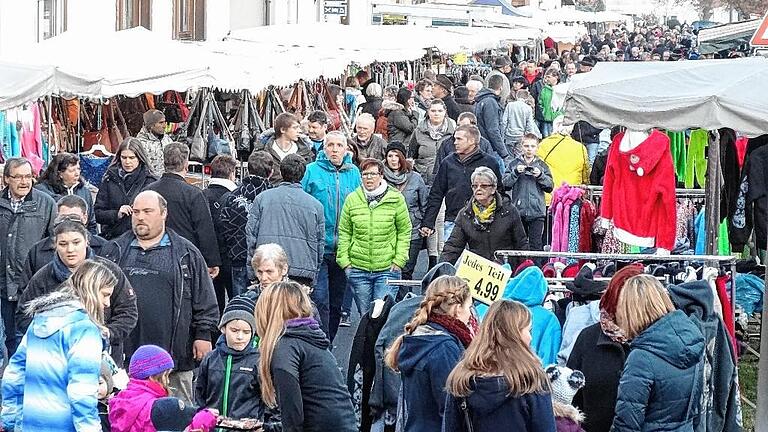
[{"xmin": 440, "ymin": 166, "xmax": 528, "ymax": 265}]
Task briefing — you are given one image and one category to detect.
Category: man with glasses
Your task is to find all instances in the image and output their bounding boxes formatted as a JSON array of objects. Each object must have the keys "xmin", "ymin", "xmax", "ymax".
[
  {"xmin": 420, "ymin": 124, "xmax": 502, "ymax": 244},
  {"xmin": 0, "ymin": 158, "xmax": 57, "ymax": 355}
]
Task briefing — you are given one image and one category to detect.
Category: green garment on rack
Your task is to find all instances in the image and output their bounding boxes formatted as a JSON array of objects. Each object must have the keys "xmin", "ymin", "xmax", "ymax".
[
  {"xmin": 685, "ymin": 129, "xmax": 708, "ymax": 189},
  {"xmin": 667, "ymin": 130, "xmax": 687, "ymax": 182},
  {"xmin": 718, "ymin": 219, "xmax": 731, "ymax": 256}
]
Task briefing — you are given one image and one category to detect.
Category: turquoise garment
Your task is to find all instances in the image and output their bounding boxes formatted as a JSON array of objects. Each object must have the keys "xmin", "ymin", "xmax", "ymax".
[
  {"xmin": 301, "ymin": 151, "xmax": 362, "ymax": 254},
  {"xmin": 694, "ymin": 208, "xmax": 731, "ymax": 255},
  {"xmin": 2, "ymin": 299, "xmax": 103, "ymax": 431},
  {"xmin": 685, "ymin": 129, "xmax": 708, "ymax": 189},
  {"xmin": 476, "ymin": 266, "xmax": 561, "ymax": 365}
]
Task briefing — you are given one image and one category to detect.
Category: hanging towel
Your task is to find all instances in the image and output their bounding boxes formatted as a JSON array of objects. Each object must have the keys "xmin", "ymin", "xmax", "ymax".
[
  {"xmin": 685, "ymin": 129, "xmax": 708, "ymax": 189},
  {"xmin": 667, "ymin": 130, "xmax": 687, "ymax": 182}
]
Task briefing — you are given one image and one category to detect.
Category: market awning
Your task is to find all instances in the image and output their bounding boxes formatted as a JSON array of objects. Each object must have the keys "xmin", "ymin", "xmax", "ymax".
[
  {"xmin": 562, "ymin": 57, "xmax": 768, "ymax": 137},
  {"xmin": 697, "ymin": 19, "xmax": 759, "ymax": 54},
  {"xmin": 470, "ymin": 0, "xmax": 530, "ymax": 17}
]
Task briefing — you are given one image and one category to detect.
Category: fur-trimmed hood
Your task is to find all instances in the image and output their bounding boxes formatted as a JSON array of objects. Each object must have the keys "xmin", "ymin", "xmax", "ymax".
[
  {"xmin": 24, "ymin": 290, "xmax": 87, "ymax": 339},
  {"xmin": 553, "ymin": 400, "xmax": 585, "ymax": 423},
  {"xmin": 24, "ymin": 290, "xmax": 80, "ymax": 316},
  {"xmin": 379, "ymin": 100, "xmax": 405, "ymax": 115}
]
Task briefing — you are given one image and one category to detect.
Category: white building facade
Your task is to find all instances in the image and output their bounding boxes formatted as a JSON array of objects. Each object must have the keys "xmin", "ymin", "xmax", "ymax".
[{"xmin": 0, "ymin": 0, "xmax": 371, "ymax": 57}]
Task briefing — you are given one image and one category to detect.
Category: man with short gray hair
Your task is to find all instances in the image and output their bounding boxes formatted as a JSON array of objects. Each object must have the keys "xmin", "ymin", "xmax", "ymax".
[
  {"xmin": 144, "ymin": 142, "xmax": 222, "ymax": 277},
  {"xmin": 136, "ymin": 109, "xmax": 173, "ymax": 176},
  {"xmin": 348, "ymin": 113, "xmax": 387, "ymax": 161},
  {"xmin": 0, "ymin": 157, "xmax": 57, "ymax": 355}
]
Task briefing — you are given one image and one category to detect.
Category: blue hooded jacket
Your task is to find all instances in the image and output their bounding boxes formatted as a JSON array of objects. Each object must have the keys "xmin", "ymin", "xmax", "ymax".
[
  {"xmin": 398, "ymin": 322, "xmax": 464, "ymax": 432},
  {"xmin": 301, "ymin": 151, "xmax": 361, "ymax": 255},
  {"xmin": 2, "ymin": 291, "xmax": 103, "ymax": 432},
  {"xmin": 477, "ymin": 266, "xmax": 561, "ymax": 365},
  {"xmin": 612, "ymin": 310, "xmax": 705, "ymax": 432}
]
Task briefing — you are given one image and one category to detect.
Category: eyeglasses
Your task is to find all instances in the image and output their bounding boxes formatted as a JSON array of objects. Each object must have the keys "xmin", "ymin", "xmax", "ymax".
[
  {"xmin": 471, "ymin": 184, "xmax": 495, "ymax": 190},
  {"xmin": 7, "ymin": 174, "xmax": 33, "ymax": 181},
  {"xmin": 362, "ymin": 172, "xmax": 381, "ymax": 178}
]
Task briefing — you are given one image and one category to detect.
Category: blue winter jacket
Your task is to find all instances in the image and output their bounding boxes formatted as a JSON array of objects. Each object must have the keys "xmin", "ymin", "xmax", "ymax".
[
  {"xmin": 477, "ymin": 266, "xmax": 561, "ymax": 365},
  {"xmin": 443, "ymin": 376, "xmax": 556, "ymax": 432},
  {"xmin": 473, "ymin": 88, "xmax": 510, "ymax": 160},
  {"xmin": 301, "ymin": 151, "xmax": 361, "ymax": 255},
  {"xmin": 2, "ymin": 291, "xmax": 103, "ymax": 432},
  {"xmin": 398, "ymin": 322, "xmax": 464, "ymax": 432},
  {"xmin": 612, "ymin": 310, "xmax": 705, "ymax": 432}
]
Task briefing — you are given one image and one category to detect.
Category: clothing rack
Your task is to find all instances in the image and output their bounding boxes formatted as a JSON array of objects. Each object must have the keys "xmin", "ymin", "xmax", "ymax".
[{"xmin": 583, "ymin": 185, "xmax": 706, "ymax": 199}]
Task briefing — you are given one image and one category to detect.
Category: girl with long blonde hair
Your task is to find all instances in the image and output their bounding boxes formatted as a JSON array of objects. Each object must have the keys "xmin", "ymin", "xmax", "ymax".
[
  {"xmin": 254, "ymin": 281, "xmax": 356, "ymax": 432},
  {"xmin": 611, "ymin": 274, "xmax": 705, "ymax": 431},
  {"xmin": 385, "ymin": 275, "xmax": 477, "ymax": 431},
  {"xmin": 443, "ymin": 300, "xmax": 555, "ymax": 431},
  {"xmin": 2, "ymin": 260, "xmax": 115, "ymax": 431}
]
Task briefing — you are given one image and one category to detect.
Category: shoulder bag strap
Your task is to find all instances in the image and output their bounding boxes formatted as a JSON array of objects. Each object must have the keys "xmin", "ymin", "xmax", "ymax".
[
  {"xmin": 460, "ymin": 398, "xmax": 475, "ymax": 432},
  {"xmin": 543, "ymin": 136, "xmax": 567, "ymax": 162}
]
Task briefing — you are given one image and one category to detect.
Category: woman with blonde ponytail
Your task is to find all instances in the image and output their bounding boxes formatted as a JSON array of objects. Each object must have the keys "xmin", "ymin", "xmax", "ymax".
[
  {"xmin": 443, "ymin": 300, "xmax": 556, "ymax": 432},
  {"xmin": 385, "ymin": 275, "xmax": 477, "ymax": 431},
  {"xmin": 254, "ymin": 281, "xmax": 356, "ymax": 432}
]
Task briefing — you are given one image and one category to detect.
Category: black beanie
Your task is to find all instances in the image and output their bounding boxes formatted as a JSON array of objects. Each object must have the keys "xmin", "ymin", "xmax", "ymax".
[{"xmin": 219, "ymin": 296, "xmax": 257, "ymax": 332}]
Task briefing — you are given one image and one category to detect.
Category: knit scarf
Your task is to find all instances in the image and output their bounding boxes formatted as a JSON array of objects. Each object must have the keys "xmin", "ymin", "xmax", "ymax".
[
  {"xmin": 599, "ymin": 309, "xmax": 628, "ymax": 344},
  {"xmin": 427, "ymin": 118, "xmax": 449, "ymax": 141},
  {"xmin": 285, "ymin": 317, "xmax": 321, "ymax": 330},
  {"xmin": 383, "ymin": 165, "xmax": 408, "ymax": 187},
  {"xmin": 472, "ymin": 199, "xmax": 497, "ymax": 224},
  {"xmin": 364, "ymin": 182, "xmax": 389, "ymax": 206},
  {"xmin": 52, "ymin": 248, "xmax": 94, "ymax": 283},
  {"xmin": 428, "ymin": 313, "xmax": 478, "ymax": 348}
]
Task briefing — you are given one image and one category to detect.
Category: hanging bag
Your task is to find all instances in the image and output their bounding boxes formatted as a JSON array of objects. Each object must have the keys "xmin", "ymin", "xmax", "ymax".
[{"xmin": 157, "ymin": 91, "xmax": 190, "ymax": 124}]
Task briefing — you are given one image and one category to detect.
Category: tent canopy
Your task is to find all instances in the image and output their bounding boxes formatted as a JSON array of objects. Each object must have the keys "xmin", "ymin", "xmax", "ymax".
[{"xmin": 562, "ymin": 57, "xmax": 768, "ymax": 137}]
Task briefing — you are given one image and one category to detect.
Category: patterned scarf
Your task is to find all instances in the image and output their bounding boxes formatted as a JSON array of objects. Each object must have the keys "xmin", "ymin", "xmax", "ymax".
[
  {"xmin": 428, "ymin": 313, "xmax": 478, "ymax": 348},
  {"xmin": 383, "ymin": 165, "xmax": 408, "ymax": 187},
  {"xmin": 427, "ymin": 118, "xmax": 449, "ymax": 141},
  {"xmin": 599, "ymin": 309, "xmax": 628, "ymax": 344},
  {"xmin": 472, "ymin": 199, "xmax": 497, "ymax": 224}
]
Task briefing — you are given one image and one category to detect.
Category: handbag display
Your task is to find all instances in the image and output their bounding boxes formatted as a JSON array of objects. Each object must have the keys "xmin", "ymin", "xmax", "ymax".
[
  {"xmin": 180, "ymin": 89, "xmax": 234, "ymax": 162},
  {"xmin": 156, "ymin": 91, "xmax": 190, "ymax": 124}
]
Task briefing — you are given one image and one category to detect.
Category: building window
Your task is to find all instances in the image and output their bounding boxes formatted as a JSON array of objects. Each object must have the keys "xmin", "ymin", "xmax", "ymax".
[
  {"xmin": 173, "ymin": 0, "xmax": 205, "ymax": 41},
  {"xmin": 37, "ymin": 0, "xmax": 67, "ymax": 41},
  {"xmin": 117, "ymin": 0, "xmax": 152, "ymax": 31}
]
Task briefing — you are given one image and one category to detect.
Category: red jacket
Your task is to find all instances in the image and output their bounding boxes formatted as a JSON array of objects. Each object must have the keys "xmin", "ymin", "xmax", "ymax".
[{"xmin": 600, "ymin": 130, "xmax": 677, "ymax": 250}]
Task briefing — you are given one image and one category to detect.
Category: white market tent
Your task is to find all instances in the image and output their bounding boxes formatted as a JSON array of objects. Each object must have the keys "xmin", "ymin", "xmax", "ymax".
[
  {"xmin": 0, "ymin": 24, "xmax": 539, "ymax": 108},
  {"xmin": 562, "ymin": 57, "xmax": 768, "ymax": 138}
]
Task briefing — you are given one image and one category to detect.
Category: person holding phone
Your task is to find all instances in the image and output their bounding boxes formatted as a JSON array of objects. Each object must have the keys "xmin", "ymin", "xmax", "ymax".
[{"xmin": 503, "ymin": 134, "xmax": 553, "ymax": 253}]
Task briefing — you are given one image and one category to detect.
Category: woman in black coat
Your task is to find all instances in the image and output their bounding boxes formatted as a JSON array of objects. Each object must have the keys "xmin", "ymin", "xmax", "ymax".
[
  {"xmin": 94, "ymin": 137, "xmax": 158, "ymax": 240},
  {"xmin": 35, "ymin": 152, "xmax": 98, "ymax": 234},
  {"xmin": 440, "ymin": 167, "xmax": 528, "ymax": 265}
]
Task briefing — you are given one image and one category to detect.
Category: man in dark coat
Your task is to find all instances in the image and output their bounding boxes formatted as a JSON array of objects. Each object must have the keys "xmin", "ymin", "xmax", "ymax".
[
  {"xmin": 144, "ymin": 142, "xmax": 222, "ymax": 278},
  {"xmin": 433, "ymin": 75, "xmax": 462, "ymax": 122},
  {"xmin": 453, "ymin": 86, "xmax": 475, "ymax": 115},
  {"xmin": 432, "ymin": 112, "xmax": 498, "ymax": 177},
  {"xmin": 101, "ymin": 190, "xmax": 219, "ymax": 405},
  {"xmin": 474, "ymin": 75, "xmax": 511, "ymax": 163},
  {"xmin": 23, "ymin": 195, "xmax": 108, "ymax": 281},
  {"xmin": 202, "ymin": 155, "xmax": 238, "ymax": 314},
  {"xmin": 420, "ymin": 125, "xmax": 502, "ymax": 241}
]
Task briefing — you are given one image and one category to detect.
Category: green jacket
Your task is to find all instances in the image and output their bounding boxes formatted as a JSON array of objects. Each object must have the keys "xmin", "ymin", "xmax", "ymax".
[
  {"xmin": 336, "ymin": 186, "xmax": 412, "ymax": 272},
  {"xmin": 539, "ymin": 84, "xmax": 562, "ymax": 122}
]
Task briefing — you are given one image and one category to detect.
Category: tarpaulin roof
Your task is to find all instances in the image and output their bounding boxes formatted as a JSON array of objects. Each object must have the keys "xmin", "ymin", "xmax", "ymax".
[
  {"xmin": 471, "ymin": 0, "xmax": 529, "ymax": 17},
  {"xmin": 562, "ymin": 57, "xmax": 768, "ymax": 137}
]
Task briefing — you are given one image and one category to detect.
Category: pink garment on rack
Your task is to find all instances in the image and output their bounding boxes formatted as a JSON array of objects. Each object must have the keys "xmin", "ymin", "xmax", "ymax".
[
  {"xmin": 20, "ymin": 104, "xmax": 44, "ymax": 174},
  {"xmin": 550, "ymin": 184, "xmax": 584, "ymax": 257}
]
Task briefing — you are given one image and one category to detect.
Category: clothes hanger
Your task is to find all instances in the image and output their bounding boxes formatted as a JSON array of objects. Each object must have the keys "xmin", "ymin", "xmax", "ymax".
[{"xmin": 80, "ymin": 137, "xmax": 113, "ymax": 156}]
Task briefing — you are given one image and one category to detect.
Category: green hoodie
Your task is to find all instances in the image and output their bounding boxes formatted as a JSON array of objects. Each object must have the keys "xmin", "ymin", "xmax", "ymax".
[
  {"xmin": 539, "ymin": 84, "xmax": 562, "ymax": 122},
  {"xmin": 336, "ymin": 186, "xmax": 412, "ymax": 272}
]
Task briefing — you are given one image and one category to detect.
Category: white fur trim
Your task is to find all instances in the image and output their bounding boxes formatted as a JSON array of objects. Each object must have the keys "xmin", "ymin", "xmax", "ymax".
[
  {"xmin": 612, "ymin": 225, "xmax": 655, "ymax": 247},
  {"xmin": 553, "ymin": 401, "xmax": 585, "ymax": 423}
]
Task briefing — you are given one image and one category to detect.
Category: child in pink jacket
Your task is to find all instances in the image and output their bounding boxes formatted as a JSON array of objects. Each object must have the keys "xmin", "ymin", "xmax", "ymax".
[{"xmin": 109, "ymin": 345, "xmax": 217, "ymax": 432}]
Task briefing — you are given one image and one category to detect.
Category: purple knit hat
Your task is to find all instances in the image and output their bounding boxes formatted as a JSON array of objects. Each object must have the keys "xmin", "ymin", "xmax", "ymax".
[{"xmin": 129, "ymin": 345, "xmax": 174, "ymax": 379}]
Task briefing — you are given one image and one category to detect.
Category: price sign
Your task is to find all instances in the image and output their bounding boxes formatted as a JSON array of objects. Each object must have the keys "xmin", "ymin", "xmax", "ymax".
[{"xmin": 454, "ymin": 250, "xmax": 511, "ymax": 305}]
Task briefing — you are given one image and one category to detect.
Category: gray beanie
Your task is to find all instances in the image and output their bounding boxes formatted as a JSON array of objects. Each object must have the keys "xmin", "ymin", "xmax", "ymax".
[
  {"xmin": 143, "ymin": 109, "xmax": 165, "ymax": 128},
  {"xmin": 219, "ymin": 296, "xmax": 257, "ymax": 332}
]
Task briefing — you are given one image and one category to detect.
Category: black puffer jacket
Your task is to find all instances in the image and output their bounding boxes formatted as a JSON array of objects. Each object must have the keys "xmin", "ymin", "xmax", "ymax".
[
  {"xmin": 196, "ymin": 335, "xmax": 281, "ymax": 428},
  {"xmin": 16, "ymin": 255, "xmax": 138, "ymax": 366},
  {"xmin": 94, "ymin": 165, "xmax": 157, "ymax": 240},
  {"xmin": 387, "ymin": 106, "xmax": 418, "ymax": 145},
  {"xmin": 440, "ymin": 194, "xmax": 529, "ymax": 264}
]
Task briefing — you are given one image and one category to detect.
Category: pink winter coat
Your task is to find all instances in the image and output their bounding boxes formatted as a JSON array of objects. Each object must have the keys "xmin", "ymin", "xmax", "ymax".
[
  {"xmin": 108, "ymin": 378, "xmax": 168, "ymax": 432},
  {"xmin": 550, "ymin": 184, "xmax": 584, "ymax": 253}
]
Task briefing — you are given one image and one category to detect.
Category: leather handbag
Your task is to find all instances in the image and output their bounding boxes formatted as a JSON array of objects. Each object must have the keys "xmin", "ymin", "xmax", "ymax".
[{"xmin": 157, "ymin": 91, "xmax": 190, "ymax": 124}]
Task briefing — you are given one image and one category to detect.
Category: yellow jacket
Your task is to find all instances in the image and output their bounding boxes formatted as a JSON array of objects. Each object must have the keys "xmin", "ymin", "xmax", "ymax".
[{"xmin": 537, "ymin": 134, "xmax": 590, "ymax": 205}]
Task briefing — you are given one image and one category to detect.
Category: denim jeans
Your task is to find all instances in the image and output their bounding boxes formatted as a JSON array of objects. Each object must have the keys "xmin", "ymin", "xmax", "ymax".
[
  {"xmin": 585, "ymin": 142, "xmax": 599, "ymax": 166},
  {"xmin": 314, "ymin": 254, "xmax": 348, "ymax": 342},
  {"xmin": 342, "ymin": 285, "xmax": 354, "ymax": 316},
  {"xmin": 443, "ymin": 221, "xmax": 456, "ymax": 241},
  {"xmin": 231, "ymin": 266, "xmax": 249, "ymax": 298},
  {"xmin": 539, "ymin": 121, "xmax": 553, "ymax": 138},
  {"xmin": 347, "ymin": 268, "xmax": 401, "ymax": 315}
]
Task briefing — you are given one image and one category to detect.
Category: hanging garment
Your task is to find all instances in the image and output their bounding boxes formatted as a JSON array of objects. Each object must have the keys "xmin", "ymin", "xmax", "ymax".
[
  {"xmin": 550, "ymin": 185, "xmax": 584, "ymax": 254},
  {"xmin": 5, "ymin": 111, "xmax": 21, "ymax": 158},
  {"xmin": 694, "ymin": 208, "xmax": 731, "ymax": 256},
  {"xmin": 735, "ymin": 136, "xmax": 748, "ymax": 169},
  {"xmin": 80, "ymin": 154, "xmax": 113, "ymax": 188},
  {"xmin": 578, "ymin": 200, "xmax": 597, "ymax": 253},
  {"xmin": 685, "ymin": 129, "xmax": 708, "ymax": 189},
  {"xmin": 601, "ymin": 130, "xmax": 677, "ymax": 250},
  {"xmin": 568, "ymin": 200, "xmax": 582, "ymax": 255},
  {"xmin": 20, "ymin": 104, "xmax": 45, "ymax": 174},
  {"xmin": 719, "ymin": 128, "xmax": 741, "ymax": 225},
  {"xmin": 730, "ymin": 136, "xmax": 768, "ymax": 252},
  {"xmin": 667, "ymin": 130, "xmax": 687, "ymax": 182}
]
